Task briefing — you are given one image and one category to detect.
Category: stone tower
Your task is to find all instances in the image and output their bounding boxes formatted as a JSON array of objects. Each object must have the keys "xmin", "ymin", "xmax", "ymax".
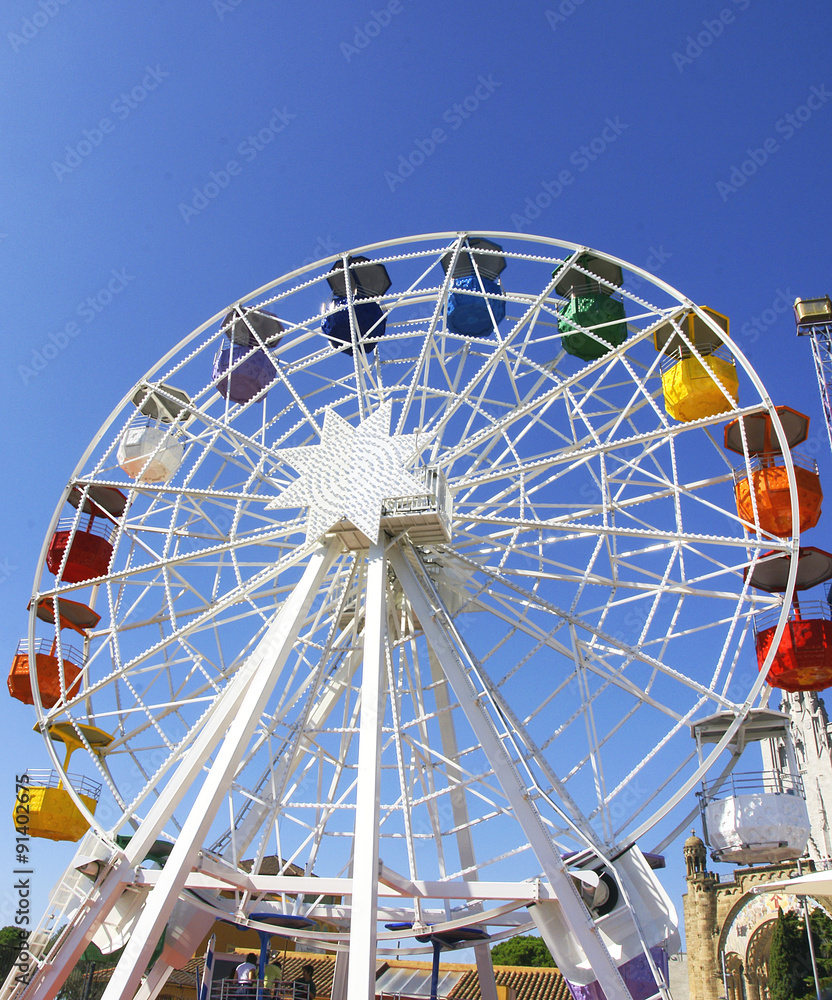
[
  {"xmin": 761, "ymin": 691, "xmax": 832, "ymax": 864},
  {"xmin": 682, "ymin": 832, "xmax": 720, "ymax": 1000}
]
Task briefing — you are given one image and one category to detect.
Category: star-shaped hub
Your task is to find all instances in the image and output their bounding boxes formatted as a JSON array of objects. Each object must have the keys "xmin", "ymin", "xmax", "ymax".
[{"xmin": 267, "ymin": 401, "xmax": 425, "ymax": 544}]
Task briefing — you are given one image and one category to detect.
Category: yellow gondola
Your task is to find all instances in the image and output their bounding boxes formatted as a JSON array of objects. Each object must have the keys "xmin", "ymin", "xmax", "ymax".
[{"xmin": 14, "ymin": 723, "xmax": 112, "ymax": 842}]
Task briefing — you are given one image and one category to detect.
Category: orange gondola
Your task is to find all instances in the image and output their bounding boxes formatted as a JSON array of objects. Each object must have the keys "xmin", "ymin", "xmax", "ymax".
[
  {"xmin": 725, "ymin": 407, "xmax": 822, "ymax": 537},
  {"xmin": 8, "ymin": 598, "xmax": 99, "ymax": 707}
]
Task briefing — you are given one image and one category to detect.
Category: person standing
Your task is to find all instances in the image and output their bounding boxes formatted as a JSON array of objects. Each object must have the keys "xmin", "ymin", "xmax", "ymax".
[
  {"xmin": 291, "ymin": 964, "xmax": 315, "ymax": 1000},
  {"xmin": 235, "ymin": 953, "xmax": 258, "ymax": 999},
  {"xmin": 263, "ymin": 953, "xmax": 283, "ymax": 999}
]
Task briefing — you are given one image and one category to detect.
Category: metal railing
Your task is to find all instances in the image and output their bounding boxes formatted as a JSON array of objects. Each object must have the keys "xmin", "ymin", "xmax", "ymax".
[
  {"xmin": 754, "ymin": 599, "xmax": 832, "ymax": 633},
  {"xmin": 15, "ymin": 637, "xmax": 85, "ymax": 668},
  {"xmin": 209, "ymin": 981, "xmax": 318, "ymax": 1000},
  {"xmin": 379, "ymin": 993, "xmax": 447, "ymax": 1000},
  {"xmin": 54, "ymin": 517, "xmax": 115, "ymax": 541},
  {"xmin": 24, "ymin": 768, "xmax": 102, "ymax": 800},
  {"xmin": 381, "ymin": 466, "xmax": 452, "ymax": 528},
  {"xmin": 732, "ymin": 449, "xmax": 819, "ymax": 484},
  {"xmin": 699, "ymin": 769, "xmax": 805, "ymax": 803},
  {"xmin": 123, "ymin": 415, "xmax": 185, "ymax": 438},
  {"xmin": 659, "ymin": 342, "xmax": 735, "ymax": 372}
]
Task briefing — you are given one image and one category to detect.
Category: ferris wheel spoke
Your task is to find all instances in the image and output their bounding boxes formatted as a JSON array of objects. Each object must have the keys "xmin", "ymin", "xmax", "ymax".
[
  {"xmin": 388, "ymin": 542, "xmax": 635, "ymax": 998},
  {"xmin": 21, "ymin": 234, "xmax": 803, "ymax": 1000},
  {"xmin": 449, "ymin": 553, "xmax": 742, "ymax": 711},
  {"xmin": 394, "ymin": 246, "xmax": 473, "ymax": 437}
]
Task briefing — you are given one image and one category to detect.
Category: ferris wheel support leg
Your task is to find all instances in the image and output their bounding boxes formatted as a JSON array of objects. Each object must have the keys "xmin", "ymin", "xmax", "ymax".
[
  {"xmin": 118, "ymin": 570, "xmax": 318, "ymax": 869},
  {"xmin": 8, "ymin": 855, "xmax": 134, "ymax": 1000},
  {"xmin": 473, "ymin": 945, "xmax": 499, "ymax": 1000},
  {"xmin": 389, "ymin": 545, "xmax": 635, "ymax": 1000},
  {"xmin": 130, "ymin": 959, "xmax": 174, "ymax": 1000},
  {"xmin": 346, "ymin": 540, "xmax": 387, "ymax": 1000},
  {"xmin": 99, "ymin": 538, "xmax": 341, "ymax": 1000},
  {"xmin": 426, "ymin": 648, "xmax": 497, "ymax": 1000},
  {"xmin": 331, "ymin": 948, "xmax": 350, "ymax": 1000}
]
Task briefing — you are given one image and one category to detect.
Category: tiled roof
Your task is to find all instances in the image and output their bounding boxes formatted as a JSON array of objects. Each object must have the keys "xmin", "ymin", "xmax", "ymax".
[
  {"xmin": 167, "ymin": 957, "xmax": 203, "ymax": 987},
  {"xmin": 272, "ymin": 952, "xmax": 335, "ymax": 997},
  {"xmin": 449, "ymin": 964, "xmax": 571, "ymax": 1000},
  {"xmin": 239, "ymin": 857, "xmax": 307, "ymax": 877},
  {"xmin": 94, "ymin": 950, "xmax": 570, "ymax": 1000}
]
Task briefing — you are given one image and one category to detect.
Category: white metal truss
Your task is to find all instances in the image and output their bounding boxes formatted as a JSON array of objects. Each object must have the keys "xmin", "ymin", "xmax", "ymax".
[
  {"xmin": 800, "ymin": 321, "xmax": 832, "ymax": 456},
  {"xmin": 4, "ymin": 233, "xmax": 801, "ymax": 1000}
]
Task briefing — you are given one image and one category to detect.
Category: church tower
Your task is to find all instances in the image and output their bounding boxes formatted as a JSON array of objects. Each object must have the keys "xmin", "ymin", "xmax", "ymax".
[
  {"xmin": 762, "ymin": 691, "xmax": 832, "ymax": 864},
  {"xmin": 682, "ymin": 832, "xmax": 720, "ymax": 1000}
]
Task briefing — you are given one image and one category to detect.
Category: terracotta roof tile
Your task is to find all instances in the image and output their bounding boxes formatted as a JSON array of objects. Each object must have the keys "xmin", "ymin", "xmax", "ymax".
[
  {"xmin": 89, "ymin": 949, "xmax": 570, "ymax": 1000},
  {"xmin": 447, "ymin": 964, "xmax": 570, "ymax": 1000},
  {"xmin": 239, "ymin": 857, "xmax": 307, "ymax": 878}
]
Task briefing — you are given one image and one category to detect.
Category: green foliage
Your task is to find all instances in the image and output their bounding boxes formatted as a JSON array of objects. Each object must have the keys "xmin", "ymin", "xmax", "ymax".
[
  {"xmin": 0, "ymin": 926, "xmax": 25, "ymax": 982},
  {"xmin": 490, "ymin": 935, "xmax": 556, "ymax": 968},
  {"xmin": 808, "ymin": 907, "xmax": 832, "ymax": 967},
  {"xmin": 79, "ymin": 941, "xmax": 121, "ymax": 967},
  {"xmin": 769, "ymin": 907, "xmax": 832, "ymax": 1000},
  {"xmin": 0, "ymin": 927, "xmax": 21, "ymax": 950},
  {"xmin": 770, "ymin": 910, "xmax": 804, "ymax": 1000}
]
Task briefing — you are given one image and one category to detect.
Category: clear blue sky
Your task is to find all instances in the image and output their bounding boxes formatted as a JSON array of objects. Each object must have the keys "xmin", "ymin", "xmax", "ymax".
[{"xmin": 2, "ymin": 0, "xmax": 831, "ymax": 952}]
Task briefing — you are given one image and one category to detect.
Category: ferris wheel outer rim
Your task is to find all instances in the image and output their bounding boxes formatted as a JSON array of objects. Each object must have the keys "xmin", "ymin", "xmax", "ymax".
[{"xmin": 23, "ymin": 230, "xmax": 801, "ymax": 860}]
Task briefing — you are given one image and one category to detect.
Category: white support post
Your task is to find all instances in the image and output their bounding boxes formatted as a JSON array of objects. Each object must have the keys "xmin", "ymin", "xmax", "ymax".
[
  {"xmin": 389, "ymin": 545, "xmax": 634, "ymax": 1000},
  {"xmin": 347, "ymin": 540, "xmax": 387, "ymax": 1000},
  {"xmin": 427, "ymin": 647, "xmax": 497, "ymax": 1000},
  {"xmin": 331, "ymin": 951, "xmax": 350, "ymax": 1000},
  {"xmin": 99, "ymin": 539, "xmax": 340, "ymax": 1000},
  {"xmin": 130, "ymin": 959, "xmax": 174, "ymax": 1000}
]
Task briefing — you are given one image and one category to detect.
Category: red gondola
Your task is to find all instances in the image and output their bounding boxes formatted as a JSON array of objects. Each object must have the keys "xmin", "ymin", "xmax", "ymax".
[
  {"xmin": 746, "ymin": 547, "xmax": 832, "ymax": 692},
  {"xmin": 45, "ymin": 486, "xmax": 125, "ymax": 584}
]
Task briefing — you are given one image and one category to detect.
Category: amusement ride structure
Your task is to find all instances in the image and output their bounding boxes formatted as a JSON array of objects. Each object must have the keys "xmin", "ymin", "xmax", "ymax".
[
  {"xmin": 4, "ymin": 233, "xmax": 825, "ymax": 1000},
  {"xmin": 796, "ymin": 295, "xmax": 832, "ymax": 455}
]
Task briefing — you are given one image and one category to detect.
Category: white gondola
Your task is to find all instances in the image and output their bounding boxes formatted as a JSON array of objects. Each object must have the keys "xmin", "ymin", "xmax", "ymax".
[
  {"xmin": 118, "ymin": 382, "xmax": 190, "ymax": 484},
  {"xmin": 692, "ymin": 709, "xmax": 811, "ymax": 864}
]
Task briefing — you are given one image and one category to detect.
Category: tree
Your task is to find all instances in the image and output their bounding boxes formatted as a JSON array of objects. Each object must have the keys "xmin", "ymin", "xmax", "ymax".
[
  {"xmin": 490, "ymin": 935, "xmax": 556, "ymax": 967},
  {"xmin": 0, "ymin": 926, "xmax": 24, "ymax": 982},
  {"xmin": 770, "ymin": 909, "xmax": 807, "ymax": 1000},
  {"xmin": 0, "ymin": 928, "xmax": 21, "ymax": 950},
  {"xmin": 807, "ymin": 906, "xmax": 832, "ymax": 972}
]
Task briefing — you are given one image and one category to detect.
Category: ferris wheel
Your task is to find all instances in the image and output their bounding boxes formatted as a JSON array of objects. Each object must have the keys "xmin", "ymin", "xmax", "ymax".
[{"xmin": 8, "ymin": 233, "xmax": 801, "ymax": 1000}]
